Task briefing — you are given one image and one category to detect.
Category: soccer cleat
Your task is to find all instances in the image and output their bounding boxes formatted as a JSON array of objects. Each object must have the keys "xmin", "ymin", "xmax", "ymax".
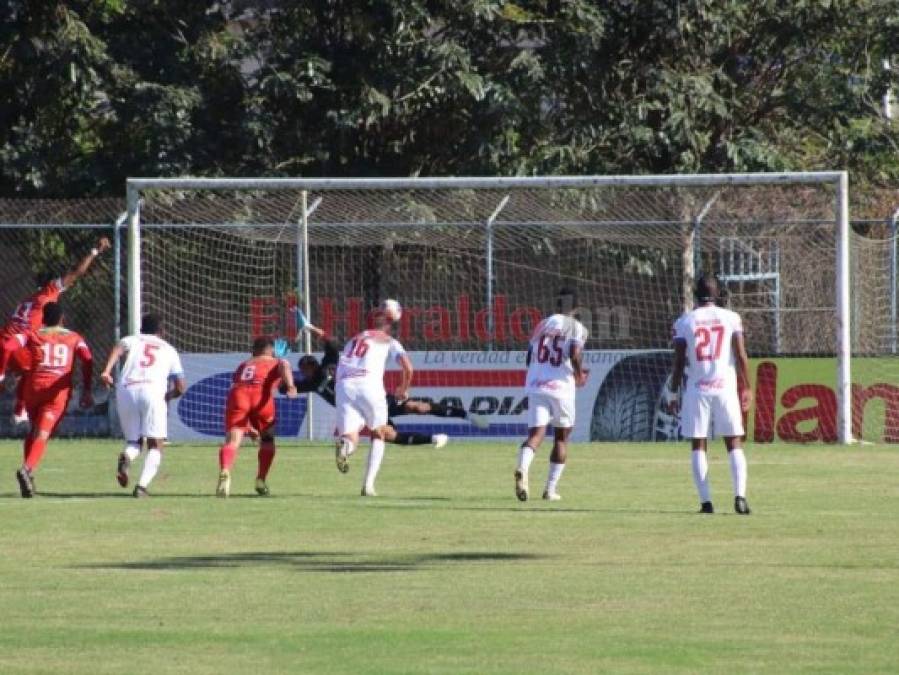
[
  {"xmin": 699, "ymin": 501, "xmax": 714, "ymax": 514},
  {"xmin": 734, "ymin": 496, "xmax": 751, "ymax": 515},
  {"xmin": 361, "ymin": 485, "xmax": 377, "ymax": 497},
  {"xmin": 468, "ymin": 413, "xmax": 489, "ymax": 430},
  {"xmin": 216, "ymin": 470, "xmax": 231, "ymax": 498},
  {"xmin": 255, "ymin": 478, "xmax": 270, "ymax": 496},
  {"xmin": 514, "ymin": 470, "xmax": 529, "ymax": 502},
  {"xmin": 431, "ymin": 433, "xmax": 449, "ymax": 449},
  {"xmin": 542, "ymin": 490, "xmax": 562, "ymax": 501},
  {"xmin": 335, "ymin": 439, "xmax": 351, "ymax": 474},
  {"xmin": 116, "ymin": 452, "xmax": 131, "ymax": 488},
  {"xmin": 132, "ymin": 485, "xmax": 149, "ymax": 498},
  {"xmin": 15, "ymin": 467, "xmax": 34, "ymax": 498},
  {"xmin": 12, "ymin": 409, "xmax": 28, "ymax": 426}
]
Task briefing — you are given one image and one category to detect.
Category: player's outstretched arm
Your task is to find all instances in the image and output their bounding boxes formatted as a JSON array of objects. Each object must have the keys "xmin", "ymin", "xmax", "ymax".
[
  {"xmin": 62, "ymin": 237, "xmax": 111, "ymax": 288},
  {"xmin": 279, "ymin": 359, "xmax": 298, "ymax": 398},
  {"xmin": 99, "ymin": 342, "xmax": 125, "ymax": 388},
  {"xmin": 733, "ymin": 332, "xmax": 753, "ymax": 412},
  {"xmin": 394, "ymin": 354, "xmax": 413, "ymax": 403}
]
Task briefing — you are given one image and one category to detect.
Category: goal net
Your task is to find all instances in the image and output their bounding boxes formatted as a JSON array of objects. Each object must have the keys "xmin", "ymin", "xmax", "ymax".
[{"xmin": 127, "ymin": 174, "xmax": 886, "ymax": 445}]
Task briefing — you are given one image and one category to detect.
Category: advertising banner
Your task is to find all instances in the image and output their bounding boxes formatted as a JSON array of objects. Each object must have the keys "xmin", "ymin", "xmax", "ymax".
[{"xmin": 166, "ymin": 352, "xmax": 898, "ymax": 443}]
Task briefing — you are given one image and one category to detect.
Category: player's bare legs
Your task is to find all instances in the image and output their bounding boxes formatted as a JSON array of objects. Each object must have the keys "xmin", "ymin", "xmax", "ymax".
[
  {"xmin": 724, "ymin": 435, "xmax": 750, "ymax": 514},
  {"xmin": 691, "ymin": 438, "xmax": 713, "ymax": 513},
  {"xmin": 336, "ymin": 431, "xmax": 359, "ymax": 474},
  {"xmin": 361, "ymin": 426, "xmax": 388, "ymax": 497},
  {"xmin": 132, "ymin": 437, "xmax": 165, "ymax": 497},
  {"xmin": 543, "ymin": 426, "xmax": 572, "ymax": 501},
  {"xmin": 255, "ymin": 428, "xmax": 276, "ymax": 496},
  {"xmin": 217, "ymin": 428, "xmax": 245, "ymax": 497},
  {"xmin": 515, "ymin": 426, "xmax": 546, "ymax": 502}
]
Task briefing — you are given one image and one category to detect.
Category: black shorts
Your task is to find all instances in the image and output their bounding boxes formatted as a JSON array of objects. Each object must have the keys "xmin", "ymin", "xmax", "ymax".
[{"xmin": 385, "ymin": 394, "xmax": 406, "ymax": 418}]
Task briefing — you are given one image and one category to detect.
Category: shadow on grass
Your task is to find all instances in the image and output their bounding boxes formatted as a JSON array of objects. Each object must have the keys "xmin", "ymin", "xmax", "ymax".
[{"xmin": 75, "ymin": 550, "xmax": 547, "ymax": 574}]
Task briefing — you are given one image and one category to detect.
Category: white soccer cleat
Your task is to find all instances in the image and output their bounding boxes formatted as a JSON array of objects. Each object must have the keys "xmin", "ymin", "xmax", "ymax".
[
  {"xmin": 216, "ymin": 470, "xmax": 231, "ymax": 498},
  {"xmin": 431, "ymin": 433, "xmax": 449, "ymax": 449},
  {"xmin": 542, "ymin": 490, "xmax": 562, "ymax": 502},
  {"xmin": 361, "ymin": 485, "xmax": 377, "ymax": 497},
  {"xmin": 468, "ymin": 414, "xmax": 489, "ymax": 430},
  {"xmin": 514, "ymin": 470, "xmax": 529, "ymax": 502},
  {"xmin": 335, "ymin": 439, "xmax": 351, "ymax": 474}
]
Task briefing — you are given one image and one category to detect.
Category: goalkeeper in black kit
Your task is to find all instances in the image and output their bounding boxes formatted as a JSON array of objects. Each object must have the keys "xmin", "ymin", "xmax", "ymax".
[{"xmin": 285, "ymin": 315, "xmax": 489, "ymax": 447}]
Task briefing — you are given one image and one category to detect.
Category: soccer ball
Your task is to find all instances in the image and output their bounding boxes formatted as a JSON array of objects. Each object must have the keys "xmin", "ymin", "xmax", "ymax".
[{"xmin": 380, "ymin": 298, "xmax": 402, "ymax": 322}]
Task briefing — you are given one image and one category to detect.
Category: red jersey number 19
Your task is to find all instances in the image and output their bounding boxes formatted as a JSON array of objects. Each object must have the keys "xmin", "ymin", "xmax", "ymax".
[{"xmin": 40, "ymin": 343, "xmax": 68, "ymax": 367}]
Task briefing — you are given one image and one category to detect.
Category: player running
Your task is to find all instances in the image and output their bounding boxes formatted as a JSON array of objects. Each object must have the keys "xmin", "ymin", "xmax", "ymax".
[
  {"xmin": 666, "ymin": 276, "xmax": 753, "ymax": 515},
  {"xmin": 334, "ymin": 299, "xmax": 413, "ymax": 497},
  {"xmin": 100, "ymin": 314, "xmax": 186, "ymax": 498},
  {"xmin": 216, "ymin": 337, "xmax": 298, "ymax": 497},
  {"xmin": 514, "ymin": 288, "xmax": 588, "ymax": 502},
  {"xmin": 292, "ymin": 318, "xmax": 488, "ymax": 446},
  {"xmin": 0, "ymin": 303, "xmax": 93, "ymax": 498},
  {"xmin": 0, "ymin": 237, "xmax": 109, "ymax": 424}
]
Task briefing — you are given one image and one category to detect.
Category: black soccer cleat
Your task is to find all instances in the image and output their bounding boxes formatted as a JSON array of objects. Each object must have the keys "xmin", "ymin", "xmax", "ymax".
[
  {"xmin": 734, "ymin": 496, "xmax": 751, "ymax": 515},
  {"xmin": 132, "ymin": 485, "xmax": 149, "ymax": 499},
  {"xmin": 116, "ymin": 452, "xmax": 130, "ymax": 488},
  {"xmin": 15, "ymin": 467, "xmax": 34, "ymax": 498},
  {"xmin": 699, "ymin": 501, "xmax": 714, "ymax": 514}
]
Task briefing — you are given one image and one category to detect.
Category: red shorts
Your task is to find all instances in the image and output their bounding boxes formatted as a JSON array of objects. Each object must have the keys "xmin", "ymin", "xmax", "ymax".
[
  {"xmin": 225, "ymin": 388, "xmax": 275, "ymax": 433},
  {"xmin": 24, "ymin": 383, "xmax": 71, "ymax": 435}
]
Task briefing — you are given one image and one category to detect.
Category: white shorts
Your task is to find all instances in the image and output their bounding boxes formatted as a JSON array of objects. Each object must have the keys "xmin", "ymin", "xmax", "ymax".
[
  {"xmin": 527, "ymin": 392, "xmax": 575, "ymax": 429},
  {"xmin": 680, "ymin": 390, "xmax": 744, "ymax": 439},
  {"xmin": 117, "ymin": 385, "xmax": 169, "ymax": 441},
  {"xmin": 336, "ymin": 383, "xmax": 388, "ymax": 435}
]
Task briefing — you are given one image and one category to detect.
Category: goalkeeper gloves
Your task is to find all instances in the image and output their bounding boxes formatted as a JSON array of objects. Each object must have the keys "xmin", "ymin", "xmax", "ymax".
[{"xmin": 273, "ymin": 338, "xmax": 290, "ymax": 358}]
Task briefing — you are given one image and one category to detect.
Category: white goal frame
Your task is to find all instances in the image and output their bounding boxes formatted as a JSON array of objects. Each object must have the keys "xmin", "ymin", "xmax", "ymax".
[{"xmin": 126, "ymin": 172, "xmax": 852, "ymax": 444}]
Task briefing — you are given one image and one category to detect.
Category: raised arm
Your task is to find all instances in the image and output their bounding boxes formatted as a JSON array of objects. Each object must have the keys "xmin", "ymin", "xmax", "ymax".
[
  {"xmin": 61, "ymin": 237, "xmax": 111, "ymax": 288},
  {"xmin": 732, "ymin": 332, "xmax": 752, "ymax": 412},
  {"xmin": 100, "ymin": 342, "xmax": 126, "ymax": 388},
  {"xmin": 394, "ymin": 354, "xmax": 414, "ymax": 402}
]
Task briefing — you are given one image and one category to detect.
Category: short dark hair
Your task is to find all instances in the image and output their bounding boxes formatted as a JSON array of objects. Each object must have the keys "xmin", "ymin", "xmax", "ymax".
[
  {"xmin": 298, "ymin": 354, "xmax": 320, "ymax": 371},
  {"xmin": 42, "ymin": 302, "xmax": 63, "ymax": 327},
  {"xmin": 140, "ymin": 314, "xmax": 161, "ymax": 334},
  {"xmin": 556, "ymin": 287, "xmax": 578, "ymax": 313},
  {"xmin": 695, "ymin": 276, "xmax": 719, "ymax": 304},
  {"xmin": 35, "ymin": 271, "xmax": 56, "ymax": 288},
  {"xmin": 252, "ymin": 336, "xmax": 274, "ymax": 356}
]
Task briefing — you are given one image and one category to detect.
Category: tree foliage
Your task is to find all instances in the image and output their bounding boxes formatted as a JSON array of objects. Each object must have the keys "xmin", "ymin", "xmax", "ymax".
[{"xmin": 2, "ymin": 0, "xmax": 899, "ymax": 196}]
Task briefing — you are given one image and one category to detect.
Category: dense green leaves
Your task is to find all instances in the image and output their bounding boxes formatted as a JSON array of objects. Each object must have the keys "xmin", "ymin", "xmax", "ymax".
[{"xmin": 2, "ymin": 0, "xmax": 899, "ymax": 196}]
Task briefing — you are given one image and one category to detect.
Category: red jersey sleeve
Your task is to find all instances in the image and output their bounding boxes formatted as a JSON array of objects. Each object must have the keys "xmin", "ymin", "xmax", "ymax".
[
  {"xmin": 35, "ymin": 278, "xmax": 65, "ymax": 305},
  {"xmin": 74, "ymin": 334, "xmax": 93, "ymax": 390}
]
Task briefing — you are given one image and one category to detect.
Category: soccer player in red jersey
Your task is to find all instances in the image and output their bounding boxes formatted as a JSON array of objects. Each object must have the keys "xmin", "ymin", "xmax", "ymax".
[
  {"xmin": 0, "ymin": 237, "xmax": 109, "ymax": 424},
  {"xmin": 216, "ymin": 337, "xmax": 298, "ymax": 497},
  {"xmin": 0, "ymin": 303, "xmax": 93, "ymax": 498}
]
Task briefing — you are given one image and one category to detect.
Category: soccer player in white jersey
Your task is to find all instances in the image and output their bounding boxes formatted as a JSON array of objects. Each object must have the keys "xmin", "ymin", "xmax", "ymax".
[
  {"xmin": 100, "ymin": 314, "xmax": 187, "ymax": 497},
  {"xmin": 514, "ymin": 288, "xmax": 588, "ymax": 502},
  {"xmin": 667, "ymin": 276, "xmax": 753, "ymax": 515},
  {"xmin": 334, "ymin": 299, "xmax": 413, "ymax": 497}
]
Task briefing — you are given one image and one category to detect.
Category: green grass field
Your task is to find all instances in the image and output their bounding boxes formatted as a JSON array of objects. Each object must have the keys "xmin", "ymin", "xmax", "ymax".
[{"xmin": 1, "ymin": 439, "xmax": 898, "ymax": 674}]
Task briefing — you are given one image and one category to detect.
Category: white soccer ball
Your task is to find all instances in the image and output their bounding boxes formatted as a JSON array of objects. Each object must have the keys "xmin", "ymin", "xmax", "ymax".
[{"xmin": 380, "ymin": 298, "xmax": 403, "ymax": 322}]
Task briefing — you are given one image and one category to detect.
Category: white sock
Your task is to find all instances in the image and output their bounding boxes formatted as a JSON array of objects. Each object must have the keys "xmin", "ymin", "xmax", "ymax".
[
  {"xmin": 545, "ymin": 462, "xmax": 565, "ymax": 492},
  {"xmin": 517, "ymin": 445, "xmax": 535, "ymax": 473},
  {"xmin": 728, "ymin": 447, "xmax": 747, "ymax": 498},
  {"xmin": 691, "ymin": 450, "xmax": 711, "ymax": 503},
  {"xmin": 363, "ymin": 438, "xmax": 385, "ymax": 491},
  {"xmin": 339, "ymin": 437, "xmax": 356, "ymax": 457},
  {"xmin": 138, "ymin": 448, "xmax": 162, "ymax": 488},
  {"xmin": 123, "ymin": 443, "xmax": 140, "ymax": 462}
]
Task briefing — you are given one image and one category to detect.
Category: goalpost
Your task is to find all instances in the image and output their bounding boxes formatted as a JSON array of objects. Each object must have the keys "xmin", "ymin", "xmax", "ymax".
[{"xmin": 125, "ymin": 172, "xmax": 862, "ymax": 444}]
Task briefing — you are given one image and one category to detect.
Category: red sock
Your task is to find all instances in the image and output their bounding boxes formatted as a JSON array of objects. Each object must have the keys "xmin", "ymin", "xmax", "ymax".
[
  {"xmin": 14, "ymin": 378, "xmax": 26, "ymax": 417},
  {"xmin": 23, "ymin": 435, "xmax": 33, "ymax": 463},
  {"xmin": 25, "ymin": 437, "xmax": 47, "ymax": 472},
  {"xmin": 219, "ymin": 444, "xmax": 237, "ymax": 471},
  {"xmin": 257, "ymin": 441, "xmax": 276, "ymax": 480}
]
